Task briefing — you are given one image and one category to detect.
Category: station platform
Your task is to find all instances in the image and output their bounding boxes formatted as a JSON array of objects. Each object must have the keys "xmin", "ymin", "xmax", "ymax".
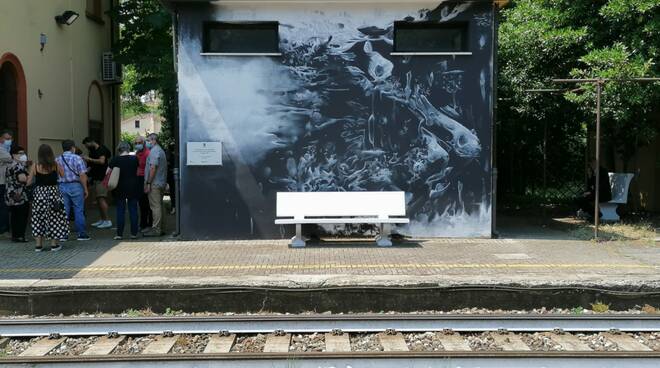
[{"xmin": 0, "ymin": 223, "xmax": 659, "ymax": 315}]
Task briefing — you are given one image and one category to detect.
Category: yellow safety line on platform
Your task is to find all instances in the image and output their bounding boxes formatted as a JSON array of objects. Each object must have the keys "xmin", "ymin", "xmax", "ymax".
[{"xmin": 0, "ymin": 263, "xmax": 655, "ymax": 274}]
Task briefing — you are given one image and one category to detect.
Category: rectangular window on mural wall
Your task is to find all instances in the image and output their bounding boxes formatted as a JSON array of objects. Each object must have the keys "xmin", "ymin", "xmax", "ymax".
[
  {"xmin": 393, "ymin": 22, "xmax": 469, "ymax": 54},
  {"xmin": 202, "ymin": 22, "xmax": 280, "ymax": 54}
]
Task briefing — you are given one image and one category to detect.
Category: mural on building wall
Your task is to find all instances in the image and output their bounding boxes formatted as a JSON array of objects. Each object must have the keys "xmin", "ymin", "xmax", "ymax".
[{"xmin": 178, "ymin": 1, "xmax": 493, "ymax": 238}]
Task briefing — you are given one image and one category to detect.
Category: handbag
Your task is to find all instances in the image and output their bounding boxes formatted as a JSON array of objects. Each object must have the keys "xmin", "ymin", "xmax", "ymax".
[{"xmin": 103, "ymin": 167, "xmax": 121, "ymax": 190}]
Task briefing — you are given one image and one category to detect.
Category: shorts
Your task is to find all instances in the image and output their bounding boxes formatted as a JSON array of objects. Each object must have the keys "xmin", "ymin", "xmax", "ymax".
[{"xmin": 93, "ymin": 181, "xmax": 109, "ymax": 198}]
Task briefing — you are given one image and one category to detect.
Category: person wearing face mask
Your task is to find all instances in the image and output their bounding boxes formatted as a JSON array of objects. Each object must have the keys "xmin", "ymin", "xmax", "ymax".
[
  {"xmin": 143, "ymin": 133, "xmax": 167, "ymax": 237},
  {"xmin": 5, "ymin": 145, "xmax": 30, "ymax": 242},
  {"xmin": 133, "ymin": 136, "xmax": 152, "ymax": 231},
  {"xmin": 0, "ymin": 130, "xmax": 14, "ymax": 235}
]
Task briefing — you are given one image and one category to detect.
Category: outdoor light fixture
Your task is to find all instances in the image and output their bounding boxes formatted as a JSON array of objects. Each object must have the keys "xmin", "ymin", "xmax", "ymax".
[{"xmin": 55, "ymin": 11, "xmax": 79, "ymax": 26}]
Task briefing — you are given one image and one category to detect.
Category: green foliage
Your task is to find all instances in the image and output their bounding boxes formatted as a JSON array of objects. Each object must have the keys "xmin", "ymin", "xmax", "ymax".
[
  {"xmin": 498, "ymin": 0, "xmax": 660, "ymax": 201},
  {"xmin": 590, "ymin": 301, "xmax": 611, "ymax": 313},
  {"xmin": 111, "ymin": 0, "xmax": 177, "ymax": 152},
  {"xmin": 120, "ymin": 132, "xmax": 138, "ymax": 148},
  {"xmin": 570, "ymin": 306, "xmax": 585, "ymax": 315}
]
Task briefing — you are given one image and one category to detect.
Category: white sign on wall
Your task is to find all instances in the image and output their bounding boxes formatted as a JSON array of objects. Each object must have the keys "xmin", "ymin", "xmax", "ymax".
[{"xmin": 187, "ymin": 142, "xmax": 222, "ymax": 166}]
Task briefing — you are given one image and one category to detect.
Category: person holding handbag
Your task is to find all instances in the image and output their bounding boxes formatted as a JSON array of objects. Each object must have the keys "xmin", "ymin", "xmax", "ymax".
[
  {"xmin": 30, "ymin": 144, "xmax": 69, "ymax": 251},
  {"xmin": 107, "ymin": 141, "xmax": 140, "ymax": 240},
  {"xmin": 56, "ymin": 140, "xmax": 90, "ymax": 241},
  {"xmin": 5, "ymin": 145, "xmax": 30, "ymax": 242}
]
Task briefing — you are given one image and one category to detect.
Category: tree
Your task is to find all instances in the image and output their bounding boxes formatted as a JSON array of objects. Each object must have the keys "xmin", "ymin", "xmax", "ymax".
[
  {"xmin": 497, "ymin": 0, "xmax": 660, "ymax": 202},
  {"xmin": 110, "ymin": 0, "xmax": 177, "ymax": 149}
]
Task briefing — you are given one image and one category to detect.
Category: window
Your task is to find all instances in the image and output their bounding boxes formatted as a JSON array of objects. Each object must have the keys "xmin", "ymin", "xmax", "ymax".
[
  {"xmin": 135, "ymin": 120, "xmax": 140, "ymax": 129},
  {"xmin": 202, "ymin": 22, "xmax": 280, "ymax": 55},
  {"xmin": 86, "ymin": 0, "xmax": 104, "ymax": 24},
  {"xmin": 393, "ymin": 22, "xmax": 469, "ymax": 54}
]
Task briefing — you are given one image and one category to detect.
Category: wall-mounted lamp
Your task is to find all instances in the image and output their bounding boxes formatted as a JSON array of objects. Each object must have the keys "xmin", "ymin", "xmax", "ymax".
[
  {"xmin": 55, "ymin": 11, "xmax": 79, "ymax": 26},
  {"xmin": 40, "ymin": 33, "xmax": 48, "ymax": 52}
]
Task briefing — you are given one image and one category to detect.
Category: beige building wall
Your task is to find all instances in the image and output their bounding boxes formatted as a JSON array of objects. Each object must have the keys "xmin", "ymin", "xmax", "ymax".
[
  {"xmin": 121, "ymin": 113, "xmax": 163, "ymax": 136},
  {"xmin": 0, "ymin": 0, "xmax": 119, "ymax": 158}
]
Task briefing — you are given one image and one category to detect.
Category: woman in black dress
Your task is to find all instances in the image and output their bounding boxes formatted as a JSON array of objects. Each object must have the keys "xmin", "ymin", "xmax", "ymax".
[
  {"xmin": 108, "ymin": 141, "xmax": 140, "ymax": 240},
  {"xmin": 29, "ymin": 144, "xmax": 68, "ymax": 251}
]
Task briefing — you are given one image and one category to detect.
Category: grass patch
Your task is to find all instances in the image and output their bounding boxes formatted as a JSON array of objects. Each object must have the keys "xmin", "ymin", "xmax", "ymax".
[
  {"xmin": 570, "ymin": 306, "xmax": 585, "ymax": 315},
  {"xmin": 590, "ymin": 301, "xmax": 610, "ymax": 313},
  {"xmin": 567, "ymin": 220, "xmax": 657, "ymax": 242}
]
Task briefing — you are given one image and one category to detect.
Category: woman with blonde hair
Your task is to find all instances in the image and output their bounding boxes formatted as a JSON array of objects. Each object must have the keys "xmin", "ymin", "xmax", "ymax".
[{"xmin": 29, "ymin": 144, "xmax": 69, "ymax": 251}]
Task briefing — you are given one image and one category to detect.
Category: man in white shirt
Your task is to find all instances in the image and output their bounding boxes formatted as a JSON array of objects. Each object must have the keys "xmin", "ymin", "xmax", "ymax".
[{"xmin": 0, "ymin": 130, "xmax": 14, "ymax": 234}]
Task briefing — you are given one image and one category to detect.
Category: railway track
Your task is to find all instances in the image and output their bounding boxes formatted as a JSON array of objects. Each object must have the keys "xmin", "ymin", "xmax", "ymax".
[{"xmin": 1, "ymin": 314, "xmax": 659, "ymax": 367}]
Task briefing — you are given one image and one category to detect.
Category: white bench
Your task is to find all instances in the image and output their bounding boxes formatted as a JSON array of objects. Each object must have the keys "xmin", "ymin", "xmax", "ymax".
[
  {"xmin": 600, "ymin": 173, "xmax": 634, "ymax": 222},
  {"xmin": 275, "ymin": 191, "xmax": 410, "ymax": 247}
]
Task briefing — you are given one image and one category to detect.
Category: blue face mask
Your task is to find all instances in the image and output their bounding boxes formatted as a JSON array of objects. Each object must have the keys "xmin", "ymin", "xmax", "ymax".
[
  {"xmin": 146, "ymin": 142, "xmax": 154, "ymax": 149},
  {"xmin": 135, "ymin": 144, "xmax": 144, "ymax": 151},
  {"xmin": 3, "ymin": 140, "xmax": 12, "ymax": 151}
]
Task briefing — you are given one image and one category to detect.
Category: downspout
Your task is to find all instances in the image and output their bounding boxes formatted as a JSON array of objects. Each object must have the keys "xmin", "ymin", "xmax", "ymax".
[
  {"xmin": 172, "ymin": 9, "xmax": 181, "ymax": 237},
  {"xmin": 110, "ymin": 0, "xmax": 118, "ymax": 150},
  {"xmin": 491, "ymin": 1, "xmax": 499, "ymax": 238}
]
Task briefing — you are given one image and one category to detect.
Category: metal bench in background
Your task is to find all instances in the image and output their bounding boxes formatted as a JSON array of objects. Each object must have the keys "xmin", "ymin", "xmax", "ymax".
[
  {"xmin": 600, "ymin": 173, "xmax": 634, "ymax": 222},
  {"xmin": 275, "ymin": 191, "xmax": 410, "ymax": 248}
]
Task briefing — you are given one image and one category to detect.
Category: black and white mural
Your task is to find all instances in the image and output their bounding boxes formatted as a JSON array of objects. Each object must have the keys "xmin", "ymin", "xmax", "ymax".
[{"xmin": 177, "ymin": 1, "xmax": 494, "ymax": 239}]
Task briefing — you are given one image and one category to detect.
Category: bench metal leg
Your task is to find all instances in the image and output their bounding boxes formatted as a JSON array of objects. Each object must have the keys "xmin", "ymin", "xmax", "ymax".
[
  {"xmin": 376, "ymin": 223, "xmax": 392, "ymax": 247},
  {"xmin": 290, "ymin": 224, "xmax": 306, "ymax": 248}
]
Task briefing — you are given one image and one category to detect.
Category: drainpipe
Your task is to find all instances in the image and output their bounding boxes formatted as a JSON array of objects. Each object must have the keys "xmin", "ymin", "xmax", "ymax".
[
  {"xmin": 171, "ymin": 10, "xmax": 181, "ymax": 237},
  {"xmin": 491, "ymin": 1, "xmax": 500, "ymax": 238}
]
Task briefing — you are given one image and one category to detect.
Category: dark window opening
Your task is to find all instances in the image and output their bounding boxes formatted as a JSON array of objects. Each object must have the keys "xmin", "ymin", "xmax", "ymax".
[
  {"xmin": 135, "ymin": 120, "xmax": 140, "ymax": 129},
  {"xmin": 202, "ymin": 22, "xmax": 279, "ymax": 54},
  {"xmin": 0, "ymin": 63, "xmax": 18, "ymax": 136},
  {"xmin": 393, "ymin": 22, "xmax": 468, "ymax": 53}
]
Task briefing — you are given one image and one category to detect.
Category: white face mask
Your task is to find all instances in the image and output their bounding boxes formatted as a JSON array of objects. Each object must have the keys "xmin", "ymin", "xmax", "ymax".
[{"xmin": 18, "ymin": 154, "xmax": 28, "ymax": 163}]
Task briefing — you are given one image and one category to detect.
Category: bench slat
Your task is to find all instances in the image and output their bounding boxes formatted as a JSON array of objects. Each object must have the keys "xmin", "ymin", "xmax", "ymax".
[
  {"xmin": 276, "ymin": 192, "xmax": 406, "ymax": 218},
  {"xmin": 275, "ymin": 218, "xmax": 409, "ymax": 225}
]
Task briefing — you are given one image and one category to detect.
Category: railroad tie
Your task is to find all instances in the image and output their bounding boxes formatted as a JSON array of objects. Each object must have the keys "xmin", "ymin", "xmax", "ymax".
[
  {"xmin": 141, "ymin": 336, "xmax": 178, "ymax": 355},
  {"xmin": 549, "ymin": 333, "xmax": 592, "ymax": 351},
  {"xmin": 19, "ymin": 337, "xmax": 66, "ymax": 356},
  {"xmin": 0, "ymin": 337, "xmax": 9, "ymax": 349},
  {"xmin": 83, "ymin": 335, "xmax": 126, "ymax": 356},
  {"xmin": 264, "ymin": 333, "xmax": 291, "ymax": 353},
  {"xmin": 437, "ymin": 333, "xmax": 471, "ymax": 351},
  {"xmin": 492, "ymin": 333, "xmax": 531, "ymax": 351},
  {"xmin": 601, "ymin": 333, "xmax": 653, "ymax": 352},
  {"xmin": 203, "ymin": 334, "xmax": 236, "ymax": 354},
  {"xmin": 324, "ymin": 333, "xmax": 351, "ymax": 352},
  {"xmin": 378, "ymin": 332, "xmax": 409, "ymax": 352}
]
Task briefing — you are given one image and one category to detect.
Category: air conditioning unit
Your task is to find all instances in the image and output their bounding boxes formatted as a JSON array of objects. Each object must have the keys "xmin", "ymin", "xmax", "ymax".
[{"xmin": 102, "ymin": 52, "xmax": 119, "ymax": 82}]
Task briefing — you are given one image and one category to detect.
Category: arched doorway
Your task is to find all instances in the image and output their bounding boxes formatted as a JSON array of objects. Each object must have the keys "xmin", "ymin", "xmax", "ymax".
[
  {"xmin": 88, "ymin": 81, "xmax": 105, "ymax": 145},
  {"xmin": 0, "ymin": 53, "xmax": 27, "ymax": 148}
]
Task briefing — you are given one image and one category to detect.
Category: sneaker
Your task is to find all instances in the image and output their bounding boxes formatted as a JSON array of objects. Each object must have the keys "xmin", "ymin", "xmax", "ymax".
[
  {"xmin": 97, "ymin": 221, "xmax": 113, "ymax": 229},
  {"xmin": 77, "ymin": 235, "xmax": 92, "ymax": 241},
  {"xmin": 59, "ymin": 237, "xmax": 69, "ymax": 242},
  {"xmin": 34, "ymin": 247, "xmax": 43, "ymax": 252},
  {"xmin": 91, "ymin": 220, "xmax": 104, "ymax": 227},
  {"xmin": 130, "ymin": 234, "xmax": 138, "ymax": 240},
  {"xmin": 50, "ymin": 244, "xmax": 62, "ymax": 252},
  {"xmin": 113, "ymin": 235, "xmax": 123, "ymax": 240}
]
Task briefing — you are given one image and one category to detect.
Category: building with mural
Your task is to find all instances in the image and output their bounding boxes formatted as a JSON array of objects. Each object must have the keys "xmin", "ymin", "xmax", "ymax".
[
  {"xmin": 0, "ymin": 0, "xmax": 120, "ymax": 158},
  {"xmin": 165, "ymin": 0, "xmax": 505, "ymax": 239}
]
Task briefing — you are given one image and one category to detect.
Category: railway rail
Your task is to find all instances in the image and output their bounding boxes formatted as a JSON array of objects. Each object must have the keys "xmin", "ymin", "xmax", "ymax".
[{"xmin": 1, "ymin": 314, "xmax": 659, "ymax": 367}]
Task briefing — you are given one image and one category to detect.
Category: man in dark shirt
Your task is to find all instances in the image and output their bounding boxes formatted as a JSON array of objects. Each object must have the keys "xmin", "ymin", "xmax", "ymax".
[
  {"xmin": 82, "ymin": 137, "xmax": 112, "ymax": 229},
  {"xmin": 578, "ymin": 159, "xmax": 612, "ymax": 220}
]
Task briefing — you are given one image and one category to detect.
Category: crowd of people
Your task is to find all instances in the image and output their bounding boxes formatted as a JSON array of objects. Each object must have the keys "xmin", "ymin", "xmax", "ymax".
[{"xmin": 0, "ymin": 130, "xmax": 172, "ymax": 252}]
